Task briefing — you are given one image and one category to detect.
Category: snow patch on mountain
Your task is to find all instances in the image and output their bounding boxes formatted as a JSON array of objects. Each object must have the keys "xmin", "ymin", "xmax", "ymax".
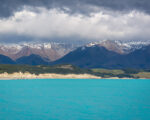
[
  {"xmin": 84, "ymin": 40, "xmax": 150, "ymax": 54},
  {"xmin": 0, "ymin": 42, "xmax": 79, "ymax": 61}
]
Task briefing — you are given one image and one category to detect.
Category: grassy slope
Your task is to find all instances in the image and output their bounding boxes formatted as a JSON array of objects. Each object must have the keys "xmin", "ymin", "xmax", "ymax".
[
  {"xmin": 92, "ymin": 68, "xmax": 150, "ymax": 79},
  {"xmin": 132, "ymin": 72, "xmax": 150, "ymax": 79}
]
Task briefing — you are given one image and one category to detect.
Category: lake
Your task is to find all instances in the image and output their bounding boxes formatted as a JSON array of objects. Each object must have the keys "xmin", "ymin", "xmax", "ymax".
[{"xmin": 0, "ymin": 79, "xmax": 150, "ymax": 120}]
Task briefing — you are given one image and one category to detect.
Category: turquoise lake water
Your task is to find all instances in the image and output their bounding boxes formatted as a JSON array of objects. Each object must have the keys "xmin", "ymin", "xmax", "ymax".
[{"xmin": 0, "ymin": 79, "xmax": 150, "ymax": 120}]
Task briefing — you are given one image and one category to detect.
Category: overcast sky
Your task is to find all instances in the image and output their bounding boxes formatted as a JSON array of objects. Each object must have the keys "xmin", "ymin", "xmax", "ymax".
[{"xmin": 0, "ymin": 0, "xmax": 150, "ymax": 43}]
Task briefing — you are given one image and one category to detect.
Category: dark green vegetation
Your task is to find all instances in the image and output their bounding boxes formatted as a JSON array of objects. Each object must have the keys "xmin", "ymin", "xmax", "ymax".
[
  {"xmin": 0, "ymin": 54, "xmax": 50, "ymax": 65},
  {"xmin": 0, "ymin": 64, "xmax": 149, "ymax": 78},
  {"xmin": 0, "ymin": 55, "xmax": 15, "ymax": 64},
  {"xmin": 16, "ymin": 54, "xmax": 49, "ymax": 65},
  {"xmin": 0, "ymin": 64, "xmax": 92, "ymax": 75}
]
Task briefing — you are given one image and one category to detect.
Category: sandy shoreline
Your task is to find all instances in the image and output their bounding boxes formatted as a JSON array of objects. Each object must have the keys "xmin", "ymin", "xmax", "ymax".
[
  {"xmin": 0, "ymin": 72, "xmax": 147, "ymax": 80},
  {"xmin": 0, "ymin": 72, "xmax": 102, "ymax": 80}
]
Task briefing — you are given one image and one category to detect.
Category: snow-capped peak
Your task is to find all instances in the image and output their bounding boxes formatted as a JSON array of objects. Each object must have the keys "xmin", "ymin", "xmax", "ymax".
[{"xmin": 84, "ymin": 40, "xmax": 150, "ymax": 54}]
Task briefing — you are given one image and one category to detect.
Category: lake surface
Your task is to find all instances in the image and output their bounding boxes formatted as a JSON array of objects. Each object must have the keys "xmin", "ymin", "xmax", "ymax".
[{"xmin": 0, "ymin": 79, "xmax": 150, "ymax": 120}]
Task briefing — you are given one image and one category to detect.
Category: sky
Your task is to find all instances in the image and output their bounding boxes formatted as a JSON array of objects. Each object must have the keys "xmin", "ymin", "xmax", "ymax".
[{"xmin": 0, "ymin": 0, "xmax": 150, "ymax": 43}]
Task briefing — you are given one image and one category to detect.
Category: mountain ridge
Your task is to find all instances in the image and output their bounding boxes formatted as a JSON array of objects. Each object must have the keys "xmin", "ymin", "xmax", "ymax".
[
  {"xmin": 52, "ymin": 43, "xmax": 150, "ymax": 69},
  {"xmin": 0, "ymin": 42, "xmax": 77, "ymax": 61},
  {"xmin": 0, "ymin": 40, "xmax": 150, "ymax": 69}
]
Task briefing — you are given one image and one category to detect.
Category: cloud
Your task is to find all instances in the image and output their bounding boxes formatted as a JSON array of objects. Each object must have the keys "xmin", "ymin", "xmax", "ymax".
[
  {"xmin": 0, "ymin": 7, "xmax": 150, "ymax": 42},
  {"xmin": 0, "ymin": 0, "xmax": 150, "ymax": 18}
]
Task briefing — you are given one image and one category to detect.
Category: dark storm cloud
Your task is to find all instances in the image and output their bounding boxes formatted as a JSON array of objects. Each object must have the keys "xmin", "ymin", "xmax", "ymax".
[
  {"xmin": 0, "ymin": 0, "xmax": 76, "ymax": 18},
  {"xmin": 0, "ymin": 0, "xmax": 150, "ymax": 18}
]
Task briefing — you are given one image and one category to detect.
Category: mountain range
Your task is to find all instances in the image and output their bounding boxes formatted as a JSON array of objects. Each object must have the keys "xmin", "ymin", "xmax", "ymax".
[
  {"xmin": 0, "ymin": 40, "xmax": 150, "ymax": 69},
  {"xmin": 0, "ymin": 42, "xmax": 76, "ymax": 61}
]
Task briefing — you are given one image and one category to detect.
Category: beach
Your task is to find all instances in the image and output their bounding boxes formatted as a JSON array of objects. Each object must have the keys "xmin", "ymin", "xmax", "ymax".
[{"xmin": 0, "ymin": 72, "xmax": 102, "ymax": 79}]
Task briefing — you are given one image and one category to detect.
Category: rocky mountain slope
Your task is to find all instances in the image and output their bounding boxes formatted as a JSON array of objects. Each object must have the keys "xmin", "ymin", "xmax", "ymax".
[
  {"xmin": 0, "ymin": 42, "xmax": 76, "ymax": 61},
  {"xmin": 53, "ymin": 42, "xmax": 150, "ymax": 69},
  {"xmin": 0, "ymin": 40, "xmax": 150, "ymax": 69}
]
